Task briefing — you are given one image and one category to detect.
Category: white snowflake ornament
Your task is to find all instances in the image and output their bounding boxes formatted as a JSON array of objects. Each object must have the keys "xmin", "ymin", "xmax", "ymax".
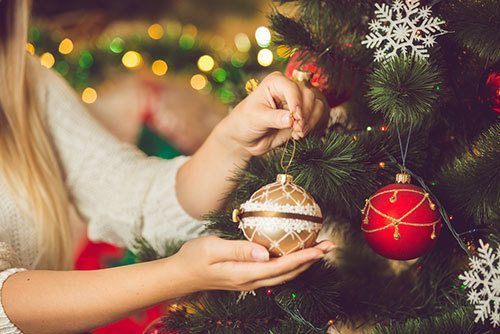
[
  {"xmin": 361, "ymin": 0, "xmax": 447, "ymax": 62},
  {"xmin": 459, "ymin": 240, "xmax": 500, "ymax": 327}
]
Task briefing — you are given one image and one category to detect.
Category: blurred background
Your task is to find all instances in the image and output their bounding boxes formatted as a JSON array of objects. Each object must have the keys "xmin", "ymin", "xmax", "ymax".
[{"xmin": 29, "ymin": 1, "xmax": 286, "ymax": 332}]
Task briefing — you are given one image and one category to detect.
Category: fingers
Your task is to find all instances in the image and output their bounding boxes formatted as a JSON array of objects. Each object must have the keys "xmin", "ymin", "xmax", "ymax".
[
  {"xmin": 313, "ymin": 240, "xmax": 336, "ymax": 253},
  {"xmin": 256, "ymin": 107, "xmax": 294, "ymax": 130},
  {"xmin": 206, "ymin": 237, "xmax": 270, "ymax": 264},
  {"xmin": 251, "ymin": 259, "xmax": 316, "ymax": 288},
  {"xmin": 261, "ymin": 72, "xmax": 303, "ymax": 120},
  {"xmin": 236, "ymin": 247, "xmax": 325, "ymax": 282},
  {"xmin": 294, "ymin": 83, "xmax": 316, "ymax": 138}
]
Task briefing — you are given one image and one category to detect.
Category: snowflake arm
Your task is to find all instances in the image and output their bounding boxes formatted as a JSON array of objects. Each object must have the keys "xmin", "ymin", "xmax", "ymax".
[{"xmin": 459, "ymin": 240, "xmax": 500, "ymax": 328}]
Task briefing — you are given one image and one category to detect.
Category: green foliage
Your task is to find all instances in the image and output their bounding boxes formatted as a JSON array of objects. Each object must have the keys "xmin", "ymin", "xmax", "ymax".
[
  {"xmin": 438, "ymin": 123, "xmax": 500, "ymax": 225},
  {"xmin": 438, "ymin": 0, "xmax": 500, "ymax": 63},
  {"xmin": 367, "ymin": 56, "xmax": 442, "ymax": 125},
  {"xmin": 162, "ymin": 291, "xmax": 285, "ymax": 333},
  {"xmin": 372, "ymin": 306, "xmax": 489, "ymax": 334},
  {"xmin": 133, "ymin": 237, "xmax": 183, "ymax": 261}
]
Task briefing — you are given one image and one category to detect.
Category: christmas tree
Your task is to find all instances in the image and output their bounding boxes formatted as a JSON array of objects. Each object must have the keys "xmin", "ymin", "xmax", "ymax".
[{"xmin": 143, "ymin": 0, "xmax": 499, "ymax": 333}]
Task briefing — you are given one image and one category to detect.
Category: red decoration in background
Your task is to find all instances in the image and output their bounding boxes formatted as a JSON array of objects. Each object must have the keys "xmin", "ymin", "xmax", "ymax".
[
  {"xmin": 482, "ymin": 70, "xmax": 500, "ymax": 114},
  {"xmin": 285, "ymin": 51, "xmax": 351, "ymax": 107},
  {"xmin": 75, "ymin": 238, "xmax": 171, "ymax": 334},
  {"xmin": 361, "ymin": 178, "xmax": 443, "ymax": 260}
]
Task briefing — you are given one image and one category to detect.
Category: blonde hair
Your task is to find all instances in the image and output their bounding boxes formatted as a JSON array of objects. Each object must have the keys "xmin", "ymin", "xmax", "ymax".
[{"xmin": 0, "ymin": 0, "xmax": 73, "ymax": 269}]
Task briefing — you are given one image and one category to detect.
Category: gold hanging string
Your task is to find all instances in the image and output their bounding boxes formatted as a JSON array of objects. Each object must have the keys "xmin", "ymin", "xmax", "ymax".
[{"xmin": 280, "ymin": 137, "xmax": 297, "ymax": 174}]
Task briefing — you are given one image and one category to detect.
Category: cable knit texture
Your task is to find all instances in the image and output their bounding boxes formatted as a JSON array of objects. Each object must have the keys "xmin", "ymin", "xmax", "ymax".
[{"xmin": 0, "ymin": 64, "xmax": 206, "ymax": 331}]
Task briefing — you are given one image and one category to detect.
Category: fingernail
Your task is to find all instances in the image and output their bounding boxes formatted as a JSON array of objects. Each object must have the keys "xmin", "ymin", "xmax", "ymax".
[
  {"xmin": 281, "ymin": 113, "xmax": 292, "ymax": 127},
  {"xmin": 314, "ymin": 253, "xmax": 325, "ymax": 260},
  {"xmin": 252, "ymin": 248, "xmax": 269, "ymax": 261},
  {"xmin": 295, "ymin": 106, "xmax": 302, "ymax": 120},
  {"xmin": 325, "ymin": 245, "xmax": 336, "ymax": 252}
]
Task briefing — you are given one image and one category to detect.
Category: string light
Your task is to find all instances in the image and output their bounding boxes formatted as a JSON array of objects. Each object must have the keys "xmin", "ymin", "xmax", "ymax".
[
  {"xmin": 380, "ymin": 125, "xmax": 388, "ymax": 132},
  {"xmin": 197, "ymin": 55, "xmax": 215, "ymax": 72},
  {"xmin": 109, "ymin": 37, "xmax": 125, "ymax": 54},
  {"xmin": 122, "ymin": 51, "xmax": 142, "ymax": 68},
  {"xmin": 366, "ymin": 126, "xmax": 373, "ymax": 131},
  {"xmin": 255, "ymin": 26, "xmax": 271, "ymax": 47},
  {"xmin": 78, "ymin": 51, "xmax": 94, "ymax": 69},
  {"xmin": 58, "ymin": 38, "xmax": 74, "ymax": 55},
  {"xmin": 257, "ymin": 49, "xmax": 273, "ymax": 67},
  {"xmin": 379, "ymin": 161, "xmax": 386, "ymax": 168},
  {"xmin": 182, "ymin": 24, "xmax": 198, "ymax": 37},
  {"xmin": 81, "ymin": 87, "xmax": 97, "ymax": 104},
  {"xmin": 190, "ymin": 74, "xmax": 207, "ymax": 90},
  {"xmin": 40, "ymin": 52, "xmax": 55, "ymax": 69},
  {"xmin": 179, "ymin": 35, "xmax": 195, "ymax": 49},
  {"xmin": 166, "ymin": 21, "xmax": 182, "ymax": 38},
  {"xmin": 212, "ymin": 68, "xmax": 227, "ymax": 83},
  {"xmin": 234, "ymin": 33, "xmax": 251, "ymax": 52},
  {"xmin": 148, "ymin": 23, "xmax": 164, "ymax": 40},
  {"xmin": 151, "ymin": 60, "xmax": 168, "ymax": 76},
  {"xmin": 231, "ymin": 51, "xmax": 248, "ymax": 68},
  {"xmin": 26, "ymin": 43, "xmax": 35, "ymax": 55}
]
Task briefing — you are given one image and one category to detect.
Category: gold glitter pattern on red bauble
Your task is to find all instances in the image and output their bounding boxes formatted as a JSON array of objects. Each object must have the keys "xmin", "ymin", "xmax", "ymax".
[{"xmin": 361, "ymin": 183, "xmax": 443, "ymax": 260}]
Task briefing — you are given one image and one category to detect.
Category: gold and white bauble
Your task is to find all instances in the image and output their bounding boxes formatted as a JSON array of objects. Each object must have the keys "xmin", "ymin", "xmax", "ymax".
[{"xmin": 232, "ymin": 174, "xmax": 323, "ymax": 257}]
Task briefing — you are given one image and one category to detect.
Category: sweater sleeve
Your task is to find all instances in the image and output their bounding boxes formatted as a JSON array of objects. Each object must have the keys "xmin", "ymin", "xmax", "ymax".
[{"xmin": 38, "ymin": 66, "xmax": 206, "ymax": 253}]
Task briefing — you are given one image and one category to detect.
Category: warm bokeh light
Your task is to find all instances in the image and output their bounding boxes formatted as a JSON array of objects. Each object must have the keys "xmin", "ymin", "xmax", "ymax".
[
  {"xmin": 40, "ymin": 52, "xmax": 55, "ymax": 69},
  {"xmin": 148, "ymin": 23, "xmax": 164, "ymax": 40},
  {"xmin": 26, "ymin": 43, "xmax": 35, "ymax": 55},
  {"xmin": 151, "ymin": 60, "xmax": 168, "ymax": 76},
  {"xmin": 234, "ymin": 33, "xmax": 251, "ymax": 52},
  {"xmin": 190, "ymin": 74, "xmax": 207, "ymax": 90},
  {"xmin": 58, "ymin": 38, "xmax": 74, "ymax": 55},
  {"xmin": 166, "ymin": 21, "xmax": 182, "ymax": 38},
  {"xmin": 183, "ymin": 24, "xmax": 198, "ymax": 37},
  {"xmin": 257, "ymin": 49, "xmax": 273, "ymax": 67},
  {"xmin": 210, "ymin": 36, "xmax": 225, "ymax": 51},
  {"xmin": 81, "ymin": 87, "xmax": 97, "ymax": 104},
  {"xmin": 255, "ymin": 26, "xmax": 271, "ymax": 47},
  {"xmin": 122, "ymin": 51, "xmax": 142, "ymax": 68},
  {"xmin": 197, "ymin": 55, "xmax": 215, "ymax": 72}
]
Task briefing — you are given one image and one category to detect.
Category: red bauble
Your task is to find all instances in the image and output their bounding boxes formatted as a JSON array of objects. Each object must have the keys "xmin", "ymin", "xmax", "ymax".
[
  {"xmin": 482, "ymin": 70, "xmax": 500, "ymax": 114},
  {"xmin": 143, "ymin": 317, "xmax": 172, "ymax": 334},
  {"xmin": 361, "ymin": 173, "xmax": 442, "ymax": 260},
  {"xmin": 285, "ymin": 51, "xmax": 351, "ymax": 107}
]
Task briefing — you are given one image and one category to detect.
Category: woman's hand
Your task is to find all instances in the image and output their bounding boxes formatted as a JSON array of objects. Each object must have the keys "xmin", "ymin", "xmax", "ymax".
[
  {"xmin": 216, "ymin": 71, "xmax": 328, "ymax": 157},
  {"xmin": 177, "ymin": 71, "xmax": 329, "ymax": 218},
  {"xmin": 171, "ymin": 236, "xmax": 335, "ymax": 292}
]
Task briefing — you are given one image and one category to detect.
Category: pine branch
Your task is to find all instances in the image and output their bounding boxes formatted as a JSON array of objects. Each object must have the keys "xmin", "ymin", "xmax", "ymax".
[
  {"xmin": 269, "ymin": 11, "xmax": 315, "ymax": 49},
  {"xmin": 367, "ymin": 55, "xmax": 443, "ymax": 125},
  {"xmin": 272, "ymin": 263, "xmax": 342, "ymax": 328},
  {"xmin": 162, "ymin": 291, "xmax": 286, "ymax": 333},
  {"xmin": 437, "ymin": 0, "xmax": 500, "ymax": 63},
  {"xmin": 372, "ymin": 306, "xmax": 490, "ymax": 334},
  {"xmin": 437, "ymin": 123, "xmax": 500, "ymax": 226}
]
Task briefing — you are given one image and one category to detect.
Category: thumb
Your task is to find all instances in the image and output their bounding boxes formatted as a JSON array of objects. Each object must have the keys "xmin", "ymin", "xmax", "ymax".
[
  {"xmin": 211, "ymin": 239, "xmax": 270, "ymax": 263},
  {"xmin": 257, "ymin": 108, "xmax": 293, "ymax": 130}
]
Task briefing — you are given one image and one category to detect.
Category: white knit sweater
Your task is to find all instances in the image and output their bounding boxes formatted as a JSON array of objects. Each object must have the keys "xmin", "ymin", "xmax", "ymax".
[{"xmin": 0, "ymin": 64, "xmax": 206, "ymax": 333}]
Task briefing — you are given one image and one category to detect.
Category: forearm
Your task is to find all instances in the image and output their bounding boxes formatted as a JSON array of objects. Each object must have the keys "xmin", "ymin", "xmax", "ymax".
[
  {"xmin": 2, "ymin": 257, "xmax": 193, "ymax": 334},
  {"xmin": 177, "ymin": 120, "xmax": 251, "ymax": 218}
]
